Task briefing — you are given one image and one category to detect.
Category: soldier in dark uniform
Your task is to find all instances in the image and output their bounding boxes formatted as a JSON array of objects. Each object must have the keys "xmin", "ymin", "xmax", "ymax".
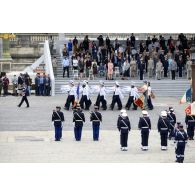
[
  {"xmin": 90, "ymin": 106, "xmax": 102, "ymax": 141},
  {"xmin": 17, "ymin": 85, "xmax": 29, "ymax": 108},
  {"xmin": 73, "ymin": 104, "xmax": 85, "ymax": 141},
  {"xmin": 52, "ymin": 106, "xmax": 65, "ymax": 141},
  {"xmin": 138, "ymin": 110, "xmax": 151, "ymax": 151},
  {"xmin": 174, "ymin": 124, "xmax": 188, "ymax": 163},
  {"xmin": 117, "ymin": 110, "xmax": 131, "ymax": 151},
  {"xmin": 167, "ymin": 107, "xmax": 177, "ymax": 140},
  {"xmin": 185, "ymin": 113, "xmax": 195, "ymax": 140},
  {"xmin": 157, "ymin": 111, "xmax": 170, "ymax": 150}
]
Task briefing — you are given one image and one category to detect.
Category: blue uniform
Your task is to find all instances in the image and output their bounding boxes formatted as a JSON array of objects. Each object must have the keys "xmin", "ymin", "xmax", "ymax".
[
  {"xmin": 175, "ymin": 130, "xmax": 188, "ymax": 163},
  {"xmin": 90, "ymin": 111, "xmax": 102, "ymax": 141},
  {"xmin": 52, "ymin": 111, "xmax": 65, "ymax": 141},
  {"xmin": 167, "ymin": 112, "xmax": 176, "ymax": 139},
  {"xmin": 73, "ymin": 110, "xmax": 85, "ymax": 141}
]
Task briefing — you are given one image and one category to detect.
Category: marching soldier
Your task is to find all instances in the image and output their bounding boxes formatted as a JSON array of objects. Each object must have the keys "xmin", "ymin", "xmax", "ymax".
[
  {"xmin": 157, "ymin": 111, "xmax": 170, "ymax": 150},
  {"xmin": 64, "ymin": 80, "xmax": 77, "ymax": 110},
  {"xmin": 90, "ymin": 106, "xmax": 102, "ymax": 141},
  {"xmin": 186, "ymin": 56, "xmax": 192, "ymax": 80},
  {"xmin": 73, "ymin": 104, "xmax": 85, "ymax": 141},
  {"xmin": 95, "ymin": 81, "xmax": 107, "ymax": 110},
  {"xmin": 79, "ymin": 81, "xmax": 91, "ymax": 110},
  {"xmin": 110, "ymin": 81, "xmax": 124, "ymax": 110},
  {"xmin": 125, "ymin": 82, "xmax": 139, "ymax": 110},
  {"xmin": 174, "ymin": 124, "xmax": 188, "ymax": 163},
  {"xmin": 17, "ymin": 85, "xmax": 29, "ymax": 108},
  {"xmin": 117, "ymin": 110, "xmax": 131, "ymax": 151},
  {"xmin": 185, "ymin": 113, "xmax": 195, "ymax": 140},
  {"xmin": 167, "ymin": 107, "xmax": 177, "ymax": 140},
  {"xmin": 138, "ymin": 110, "xmax": 151, "ymax": 151},
  {"xmin": 52, "ymin": 106, "xmax": 65, "ymax": 141}
]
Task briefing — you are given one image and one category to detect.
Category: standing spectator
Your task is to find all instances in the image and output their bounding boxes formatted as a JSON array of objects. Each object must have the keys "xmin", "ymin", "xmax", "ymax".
[
  {"xmin": 78, "ymin": 56, "xmax": 84, "ymax": 78},
  {"xmin": 177, "ymin": 55, "xmax": 184, "ymax": 77},
  {"xmin": 169, "ymin": 59, "xmax": 177, "ymax": 80},
  {"xmin": 163, "ymin": 55, "xmax": 169, "ymax": 78},
  {"xmin": 85, "ymin": 58, "xmax": 92, "ymax": 78},
  {"xmin": 156, "ymin": 59, "xmax": 163, "ymax": 80},
  {"xmin": 97, "ymin": 35, "xmax": 104, "ymax": 47},
  {"xmin": 92, "ymin": 42, "xmax": 98, "ymax": 61},
  {"xmin": 186, "ymin": 56, "xmax": 192, "ymax": 80},
  {"xmin": 67, "ymin": 40, "xmax": 73, "ymax": 56},
  {"xmin": 106, "ymin": 36, "xmax": 111, "ymax": 49},
  {"xmin": 52, "ymin": 57, "xmax": 58, "ymax": 76},
  {"xmin": 130, "ymin": 33, "xmax": 135, "ymax": 47},
  {"xmin": 12, "ymin": 75, "xmax": 18, "ymax": 96},
  {"xmin": 62, "ymin": 44, "xmax": 68, "ymax": 57},
  {"xmin": 2, "ymin": 75, "xmax": 9, "ymax": 96},
  {"xmin": 83, "ymin": 35, "xmax": 89, "ymax": 51},
  {"xmin": 130, "ymin": 57, "xmax": 137, "ymax": 77},
  {"xmin": 35, "ymin": 73, "xmax": 40, "ymax": 96},
  {"xmin": 107, "ymin": 59, "xmax": 113, "ymax": 80},
  {"xmin": 44, "ymin": 74, "xmax": 51, "ymax": 96},
  {"xmin": 17, "ymin": 73, "xmax": 24, "ymax": 96},
  {"xmin": 39, "ymin": 74, "xmax": 45, "ymax": 96},
  {"xmin": 92, "ymin": 59, "xmax": 98, "ymax": 78},
  {"xmin": 139, "ymin": 59, "xmax": 145, "ymax": 80},
  {"xmin": 73, "ymin": 37, "xmax": 78, "ymax": 54},
  {"xmin": 148, "ymin": 57, "xmax": 154, "ymax": 78},
  {"xmin": 0, "ymin": 75, "xmax": 3, "ymax": 97},
  {"xmin": 62, "ymin": 56, "xmax": 70, "ymax": 78},
  {"xmin": 72, "ymin": 56, "xmax": 79, "ymax": 70},
  {"xmin": 123, "ymin": 59, "xmax": 130, "ymax": 77}
]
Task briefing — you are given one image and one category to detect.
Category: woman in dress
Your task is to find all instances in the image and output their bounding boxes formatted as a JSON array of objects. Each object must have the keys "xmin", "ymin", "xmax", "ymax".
[{"xmin": 107, "ymin": 59, "xmax": 113, "ymax": 80}]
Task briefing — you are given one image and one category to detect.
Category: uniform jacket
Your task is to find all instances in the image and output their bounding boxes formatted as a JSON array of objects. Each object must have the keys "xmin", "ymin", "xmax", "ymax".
[
  {"xmin": 118, "ymin": 116, "xmax": 131, "ymax": 132},
  {"xmin": 167, "ymin": 112, "xmax": 176, "ymax": 126},
  {"xmin": 73, "ymin": 110, "xmax": 85, "ymax": 127},
  {"xmin": 138, "ymin": 116, "xmax": 151, "ymax": 131},
  {"xmin": 90, "ymin": 111, "xmax": 102, "ymax": 126},
  {"xmin": 185, "ymin": 115, "xmax": 195, "ymax": 127},
  {"xmin": 157, "ymin": 117, "xmax": 170, "ymax": 132},
  {"xmin": 52, "ymin": 111, "xmax": 65, "ymax": 126},
  {"xmin": 175, "ymin": 130, "xmax": 188, "ymax": 145}
]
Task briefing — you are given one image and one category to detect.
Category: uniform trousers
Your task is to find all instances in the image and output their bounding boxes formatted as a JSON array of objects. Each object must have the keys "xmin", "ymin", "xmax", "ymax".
[
  {"xmin": 175, "ymin": 142, "xmax": 185, "ymax": 163},
  {"xmin": 120, "ymin": 131, "xmax": 129, "ymax": 147},
  {"xmin": 65, "ymin": 95, "xmax": 75, "ymax": 110},
  {"xmin": 95, "ymin": 95, "xmax": 107, "ymax": 110},
  {"xmin": 54, "ymin": 125, "xmax": 62, "ymax": 141},
  {"xmin": 141, "ymin": 130, "xmax": 149, "ymax": 146},
  {"xmin": 93, "ymin": 124, "xmax": 100, "ymax": 141},
  {"xmin": 125, "ymin": 96, "xmax": 137, "ymax": 110},
  {"xmin": 74, "ymin": 126, "xmax": 83, "ymax": 141},
  {"xmin": 160, "ymin": 131, "xmax": 168, "ymax": 146},
  {"xmin": 18, "ymin": 96, "xmax": 29, "ymax": 107},
  {"xmin": 187, "ymin": 126, "xmax": 194, "ymax": 139},
  {"xmin": 110, "ymin": 95, "xmax": 122, "ymax": 110},
  {"xmin": 80, "ymin": 95, "xmax": 90, "ymax": 110}
]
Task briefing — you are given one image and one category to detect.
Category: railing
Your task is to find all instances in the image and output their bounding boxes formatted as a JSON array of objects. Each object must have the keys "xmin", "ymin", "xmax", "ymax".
[{"xmin": 44, "ymin": 40, "xmax": 55, "ymax": 96}]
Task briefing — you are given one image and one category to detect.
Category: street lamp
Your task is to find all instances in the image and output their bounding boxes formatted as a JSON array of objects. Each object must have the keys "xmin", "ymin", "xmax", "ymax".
[{"xmin": 191, "ymin": 37, "xmax": 195, "ymax": 102}]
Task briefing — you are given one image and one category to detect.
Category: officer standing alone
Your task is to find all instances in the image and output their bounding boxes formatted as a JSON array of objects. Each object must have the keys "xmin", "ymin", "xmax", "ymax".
[
  {"xmin": 117, "ymin": 110, "xmax": 131, "ymax": 151},
  {"xmin": 73, "ymin": 104, "xmax": 85, "ymax": 141},
  {"xmin": 138, "ymin": 110, "xmax": 151, "ymax": 151},
  {"xmin": 157, "ymin": 111, "xmax": 170, "ymax": 150},
  {"xmin": 17, "ymin": 85, "xmax": 29, "ymax": 108},
  {"xmin": 52, "ymin": 106, "xmax": 65, "ymax": 141},
  {"xmin": 90, "ymin": 106, "xmax": 102, "ymax": 141},
  {"xmin": 175, "ymin": 124, "xmax": 188, "ymax": 163}
]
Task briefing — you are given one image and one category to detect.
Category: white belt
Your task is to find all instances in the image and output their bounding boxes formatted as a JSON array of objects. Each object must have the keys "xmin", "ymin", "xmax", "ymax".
[
  {"xmin": 76, "ymin": 120, "xmax": 83, "ymax": 121},
  {"xmin": 188, "ymin": 120, "xmax": 195, "ymax": 122},
  {"xmin": 93, "ymin": 120, "xmax": 100, "ymax": 122},
  {"xmin": 142, "ymin": 127, "xmax": 149, "ymax": 128},
  {"xmin": 54, "ymin": 120, "xmax": 61, "ymax": 121},
  {"xmin": 121, "ymin": 127, "xmax": 128, "ymax": 129},
  {"xmin": 161, "ymin": 128, "xmax": 168, "ymax": 130}
]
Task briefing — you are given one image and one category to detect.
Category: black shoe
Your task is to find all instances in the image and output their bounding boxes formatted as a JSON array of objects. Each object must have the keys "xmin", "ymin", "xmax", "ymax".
[
  {"xmin": 26, "ymin": 106, "xmax": 29, "ymax": 108},
  {"xmin": 17, "ymin": 105, "xmax": 20, "ymax": 107}
]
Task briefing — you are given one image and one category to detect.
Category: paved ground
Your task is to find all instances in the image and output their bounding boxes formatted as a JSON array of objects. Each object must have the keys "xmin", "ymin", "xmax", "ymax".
[
  {"xmin": 0, "ymin": 130, "xmax": 195, "ymax": 163},
  {"xmin": 0, "ymin": 95, "xmax": 188, "ymax": 131},
  {"xmin": 0, "ymin": 95, "xmax": 194, "ymax": 163}
]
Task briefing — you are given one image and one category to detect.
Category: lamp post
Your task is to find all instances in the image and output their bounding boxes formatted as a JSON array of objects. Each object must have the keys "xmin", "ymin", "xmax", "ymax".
[{"xmin": 191, "ymin": 38, "xmax": 195, "ymax": 102}]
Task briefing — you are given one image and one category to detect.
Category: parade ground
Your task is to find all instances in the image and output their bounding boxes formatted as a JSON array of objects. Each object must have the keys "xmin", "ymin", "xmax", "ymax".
[{"xmin": 0, "ymin": 95, "xmax": 195, "ymax": 163}]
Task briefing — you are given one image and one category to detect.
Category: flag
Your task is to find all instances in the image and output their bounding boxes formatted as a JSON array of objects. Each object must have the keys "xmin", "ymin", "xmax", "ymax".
[
  {"xmin": 185, "ymin": 102, "xmax": 195, "ymax": 116},
  {"xmin": 180, "ymin": 88, "xmax": 191, "ymax": 104},
  {"xmin": 73, "ymin": 83, "xmax": 80, "ymax": 108},
  {"xmin": 134, "ymin": 95, "xmax": 144, "ymax": 109}
]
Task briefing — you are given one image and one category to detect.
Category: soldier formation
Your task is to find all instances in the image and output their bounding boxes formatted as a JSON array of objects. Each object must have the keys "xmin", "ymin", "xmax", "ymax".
[{"xmin": 51, "ymin": 104, "xmax": 194, "ymax": 163}]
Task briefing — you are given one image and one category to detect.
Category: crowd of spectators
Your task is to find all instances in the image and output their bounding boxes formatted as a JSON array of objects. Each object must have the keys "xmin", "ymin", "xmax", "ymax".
[{"xmin": 59, "ymin": 33, "xmax": 194, "ymax": 80}]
